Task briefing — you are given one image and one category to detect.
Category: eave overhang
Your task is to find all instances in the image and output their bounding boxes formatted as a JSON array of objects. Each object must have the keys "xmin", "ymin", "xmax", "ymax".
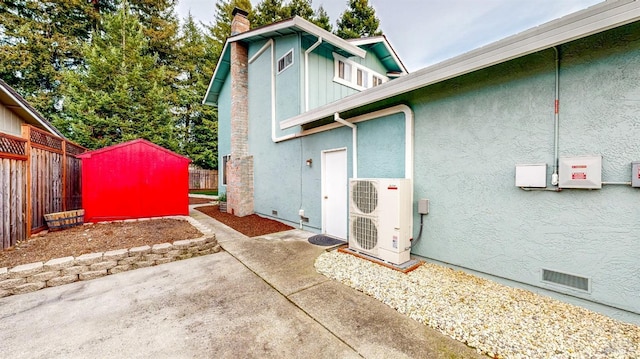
[{"xmin": 281, "ymin": 0, "xmax": 640, "ymax": 130}]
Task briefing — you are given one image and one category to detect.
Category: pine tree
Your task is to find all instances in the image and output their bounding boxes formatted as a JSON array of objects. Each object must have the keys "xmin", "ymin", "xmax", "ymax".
[
  {"xmin": 312, "ymin": 6, "xmax": 332, "ymax": 32},
  {"xmin": 335, "ymin": 0, "xmax": 382, "ymax": 39},
  {"xmin": 251, "ymin": 0, "xmax": 288, "ymax": 28},
  {"xmin": 0, "ymin": 0, "xmax": 110, "ymax": 118},
  {"xmin": 209, "ymin": 0, "xmax": 253, "ymax": 48},
  {"xmin": 285, "ymin": 0, "xmax": 314, "ymax": 19},
  {"xmin": 175, "ymin": 15, "xmax": 219, "ymax": 169},
  {"xmin": 55, "ymin": 5, "xmax": 176, "ymax": 151}
]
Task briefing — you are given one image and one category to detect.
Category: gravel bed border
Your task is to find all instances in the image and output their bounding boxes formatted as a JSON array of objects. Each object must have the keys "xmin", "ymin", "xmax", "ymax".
[{"xmin": 315, "ymin": 251, "xmax": 640, "ymax": 359}]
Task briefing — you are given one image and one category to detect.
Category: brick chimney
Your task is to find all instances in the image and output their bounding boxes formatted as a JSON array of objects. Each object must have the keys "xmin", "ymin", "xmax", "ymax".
[{"xmin": 227, "ymin": 7, "xmax": 254, "ymax": 217}]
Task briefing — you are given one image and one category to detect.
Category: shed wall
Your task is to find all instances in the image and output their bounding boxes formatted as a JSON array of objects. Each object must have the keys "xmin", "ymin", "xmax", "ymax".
[{"xmin": 82, "ymin": 141, "xmax": 189, "ymax": 222}]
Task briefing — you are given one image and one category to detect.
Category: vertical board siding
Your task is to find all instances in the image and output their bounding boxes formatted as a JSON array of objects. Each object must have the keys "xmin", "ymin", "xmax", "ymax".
[
  {"xmin": 0, "ymin": 157, "xmax": 26, "ymax": 249},
  {"xmin": 0, "ymin": 127, "xmax": 85, "ymax": 249}
]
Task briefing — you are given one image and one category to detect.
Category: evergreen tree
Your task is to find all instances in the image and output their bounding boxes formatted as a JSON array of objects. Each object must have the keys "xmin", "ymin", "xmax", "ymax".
[
  {"xmin": 251, "ymin": 0, "xmax": 288, "ymax": 28},
  {"xmin": 175, "ymin": 15, "xmax": 219, "ymax": 169},
  {"xmin": 312, "ymin": 5, "xmax": 332, "ymax": 32},
  {"xmin": 285, "ymin": 0, "xmax": 314, "ymax": 19},
  {"xmin": 335, "ymin": 0, "xmax": 382, "ymax": 39},
  {"xmin": 0, "ymin": 0, "xmax": 110, "ymax": 118},
  {"xmin": 209, "ymin": 0, "xmax": 253, "ymax": 48},
  {"xmin": 55, "ymin": 5, "xmax": 176, "ymax": 151}
]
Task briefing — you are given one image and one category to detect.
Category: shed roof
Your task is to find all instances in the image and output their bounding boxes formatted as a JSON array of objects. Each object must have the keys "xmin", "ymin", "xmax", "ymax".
[
  {"xmin": 77, "ymin": 138, "xmax": 191, "ymax": 162},
  {"xmin": 0, "ymin": 78, "xmax": 65, "ymax": 137},
  {"xmin": 202, "ymin": 16, "xmax": 406, "ymax": 106},
  {"xmin": 281, "ymin": 0, "xmax": 640, "ymax": 129}
]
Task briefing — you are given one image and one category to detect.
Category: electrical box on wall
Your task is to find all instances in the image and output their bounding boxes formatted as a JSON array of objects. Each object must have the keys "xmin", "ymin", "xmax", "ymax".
[
  {"xmin": 632, "ymin": 161, "xmax": 640, "ymax": 188},
  {"xmin": 515, "ymin": 164, "xmax": 547, "ymax": 188},
  {"xmin": 558, "ymin": 155, "xmax": 602, "ymax": 189}
]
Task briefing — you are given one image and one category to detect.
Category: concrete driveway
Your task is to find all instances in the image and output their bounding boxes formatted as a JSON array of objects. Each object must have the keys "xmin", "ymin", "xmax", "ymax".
[{"xmin": 0, "ymin": 209, "xmax": 483, "ymax": 358}]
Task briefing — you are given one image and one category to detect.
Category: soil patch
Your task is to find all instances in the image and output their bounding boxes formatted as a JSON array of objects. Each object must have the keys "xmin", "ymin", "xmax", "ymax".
[
  {"xmin": 0, "ymin": 219, "xmax": 202, "ymax": 269},
  {"xmin": 195, "ymin": 205, "xmax": 293, "ymax": 237}
]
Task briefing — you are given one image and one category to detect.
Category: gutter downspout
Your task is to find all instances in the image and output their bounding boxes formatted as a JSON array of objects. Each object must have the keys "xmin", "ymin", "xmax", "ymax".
[
  {"xmin": 552, "ymin": 46, "xmax": 560, "ymax": 186},
  {"xmin": 334, "ymin": 113, "xmax": 358, "ymax": 178},
  {"xmin": 305, "ymin": 37, "xmax": 323, "ymax": 112}
]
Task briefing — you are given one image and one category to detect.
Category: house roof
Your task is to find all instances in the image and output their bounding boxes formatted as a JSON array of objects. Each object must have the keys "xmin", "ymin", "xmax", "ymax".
[
  {"xmin": 77, "ymin": 138, "xmax": 191, "ymax": 162},
  {"xmin": 202, "ymin": 16, "xmax": 406, "ymax": 106},
  {"xmin": 281, "ymin": 0, "xmax": 640, "ymax": 130},
  {"xmin": 0, "ymin": 78, "xmax": 65, "ymax": 137},
  {"xmin": 347, "ymin": 36, "xmax": 408, "ymax": 75}
]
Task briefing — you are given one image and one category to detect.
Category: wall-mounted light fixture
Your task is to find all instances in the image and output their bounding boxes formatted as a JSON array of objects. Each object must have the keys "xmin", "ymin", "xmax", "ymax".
[{"xmin": 305, "ymin": 158, "xmax": 313, "ymax": 167}]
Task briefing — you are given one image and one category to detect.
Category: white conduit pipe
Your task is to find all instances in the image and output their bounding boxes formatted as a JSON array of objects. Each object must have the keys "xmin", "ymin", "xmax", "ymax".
[
  {"xmin": 305, "ymin": 37, "xmax": 323, "ymax": 112},
  {"xmin": 552, "ymin": 46, "xmax": 560, "ymax": 186},
  {"xmin": 333, "ymin": 113, "xmax": 358, "ymax": 178}
]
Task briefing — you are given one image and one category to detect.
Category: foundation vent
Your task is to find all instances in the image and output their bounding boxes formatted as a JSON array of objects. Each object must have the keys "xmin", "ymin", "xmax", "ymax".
[{"xmin": 542, "ymin": 269, "xmax": 590, "ymax": 292}]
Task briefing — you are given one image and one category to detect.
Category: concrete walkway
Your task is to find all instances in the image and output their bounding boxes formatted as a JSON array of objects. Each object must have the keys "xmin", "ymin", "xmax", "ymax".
[{"xmin": 0, "ymin": 206, "xmax": 484, "ymax": 358}]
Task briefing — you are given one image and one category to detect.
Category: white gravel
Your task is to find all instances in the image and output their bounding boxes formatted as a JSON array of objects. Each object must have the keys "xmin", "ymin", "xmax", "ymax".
[{"xmin": 315, "ymin": 250, "xmax": 640, "ymax": 359}]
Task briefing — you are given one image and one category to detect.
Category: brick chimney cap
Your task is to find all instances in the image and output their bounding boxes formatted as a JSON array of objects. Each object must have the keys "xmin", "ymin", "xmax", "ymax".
[{"xmin": 232, "ymin": 7, "xmax": 249, "ymax": 18}]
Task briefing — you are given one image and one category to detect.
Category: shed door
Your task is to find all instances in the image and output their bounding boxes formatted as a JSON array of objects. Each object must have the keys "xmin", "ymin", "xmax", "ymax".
[{"xmin": 322, "ymin": 148, "xmax": 347, "ymax": 239}]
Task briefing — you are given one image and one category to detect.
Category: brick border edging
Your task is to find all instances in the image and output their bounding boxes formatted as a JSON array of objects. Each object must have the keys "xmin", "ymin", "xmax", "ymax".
[{"xmin": 0, "ymin": 216, "xmax": 220, "ymax": 297}]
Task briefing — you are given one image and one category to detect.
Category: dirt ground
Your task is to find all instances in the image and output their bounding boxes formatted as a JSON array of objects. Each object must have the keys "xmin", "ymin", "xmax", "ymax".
[
  {"xmin": 195, "ymin": 205, "xmax": 293, "ymax": 237},
  {"xmin": 1, "ymin": 200, "xmax": 294, "ymax": 269},
  {"xmin": 0, "ymin": 219, "xmax": 202, "ymax": 269}
]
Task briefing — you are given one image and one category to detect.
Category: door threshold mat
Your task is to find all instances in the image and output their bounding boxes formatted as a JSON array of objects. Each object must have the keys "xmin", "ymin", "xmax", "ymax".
[
  {"xmin": 308, "ymin": 234, "xmax": 347, "ymax": 247},
  {"xmin": 337, "ymin": 247, "xmax": 424, "ymax": 274}
]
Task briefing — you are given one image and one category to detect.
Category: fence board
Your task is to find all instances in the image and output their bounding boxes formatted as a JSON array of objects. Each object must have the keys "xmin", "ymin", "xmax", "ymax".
[
  {"xmin": 1, "ymin": 126, "xmax": 85, "ymax": 249},
  {"xmin": 189, "ymin": 168, "xmax": 218, "ymax": 190},
  {"xmin": 1, "ymin": 158, "xmax": 8, "ymax": 249}
]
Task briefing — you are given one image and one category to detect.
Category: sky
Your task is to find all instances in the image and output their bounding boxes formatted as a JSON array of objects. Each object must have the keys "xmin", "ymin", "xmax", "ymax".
[{"xmin": 175, "ymin": 0, "xmax": 604, "ymax": 72}]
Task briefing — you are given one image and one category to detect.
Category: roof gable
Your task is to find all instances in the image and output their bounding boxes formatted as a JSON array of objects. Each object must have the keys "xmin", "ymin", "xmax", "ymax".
[
  {"xmin": 203, "ymin": 16, "xmax": 406, "ymax": 106},
  {"xmin": 0, "ymin": 78, "xmax": 64, "ymax": 137},
  {"xmin": 77, "ymin": 138, "xmax": 191, "ymax": 162}
]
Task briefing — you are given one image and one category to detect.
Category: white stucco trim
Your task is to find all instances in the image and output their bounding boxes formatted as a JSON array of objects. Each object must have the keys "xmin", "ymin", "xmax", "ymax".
[{"xmin": 280, "ymin": 0, "xmax": 640, "ymax": 130}]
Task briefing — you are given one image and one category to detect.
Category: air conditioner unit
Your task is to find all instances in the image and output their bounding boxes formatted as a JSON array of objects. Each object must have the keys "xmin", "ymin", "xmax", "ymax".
[{"xmin": 349, "ymin": 178, "xmax": 412, "ymax": 265}]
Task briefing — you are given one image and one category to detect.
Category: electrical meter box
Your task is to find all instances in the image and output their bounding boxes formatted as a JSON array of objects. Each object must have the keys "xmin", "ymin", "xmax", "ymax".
[
  {"xmin": 558, "ymin": 155, "xmax": 602, "ymax": 189},
  {"xmin": 515, "ymin": 164, "xmax": 547, "ymax": 188},
  {"xmin": 632, "ymin": 161, "xmax": 640, "ymax": 188}
]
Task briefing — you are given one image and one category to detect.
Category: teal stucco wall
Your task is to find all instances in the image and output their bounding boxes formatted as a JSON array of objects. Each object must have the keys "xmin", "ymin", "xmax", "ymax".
[{"xmin": 407, "ymin": 24, "xmax": 640, "ymax": 323}]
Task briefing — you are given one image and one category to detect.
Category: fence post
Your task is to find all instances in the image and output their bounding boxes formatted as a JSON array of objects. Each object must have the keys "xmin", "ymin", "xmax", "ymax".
[
  {"xmin": 62, "ymin": 141, "xmax": 67, "ymax": 212},
  {"xmin": 21, "ymin": 125, "xmax": 32, "ymax": 238}
]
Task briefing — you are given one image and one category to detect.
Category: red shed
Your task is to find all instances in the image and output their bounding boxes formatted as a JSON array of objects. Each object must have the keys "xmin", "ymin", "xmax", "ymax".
[{"xmin": 78, "ymin": 139, "xmax": 190, "ymax": 222}]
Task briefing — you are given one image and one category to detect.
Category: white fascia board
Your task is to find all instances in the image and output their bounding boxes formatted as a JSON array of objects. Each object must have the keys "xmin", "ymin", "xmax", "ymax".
[
  {"xmin": 280, "ymin": 0, "xmax": 640, "ymax": 130},
  {"xmin": 202, "ymin": 42, "xmax": 230, "ymax": 106},
  {"xmin": 349, "ymin": 36, "xmax": 408, "ymax": 74},
  {"xmin": 229, "ymin": 17, "xmax": 366, "ymax": 58}
]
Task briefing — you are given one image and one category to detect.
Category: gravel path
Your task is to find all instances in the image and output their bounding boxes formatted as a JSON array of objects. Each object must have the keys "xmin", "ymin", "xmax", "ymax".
[{"xmin": 315, "ymin": 251, "xmax": 640, "ymax": 359}]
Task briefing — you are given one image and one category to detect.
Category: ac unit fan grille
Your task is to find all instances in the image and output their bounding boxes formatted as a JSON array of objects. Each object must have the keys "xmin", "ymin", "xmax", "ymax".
[
  {"xmin": 352, "ymin": 180, "xmax": 378, "ymax": 214},
  {"xmin": 352, "ymin": 216, "xmax": 377, "ymax": 250}
]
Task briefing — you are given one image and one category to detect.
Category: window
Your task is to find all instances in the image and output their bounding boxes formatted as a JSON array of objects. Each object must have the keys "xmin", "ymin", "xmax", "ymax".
[
  {"xmin": 277, "ymin": 49, "xmax": 294, "ymax": 73},
  {"xmin": 333, "ymin": 53, "xmax": 387, "ymax": 91},
  {"xmin": 222, "ymin": 154, "xmax": 230, "ymax": 185},
  {"xmin": 338, "ymin": 60, "xmax": 351, "ymax": 81}
]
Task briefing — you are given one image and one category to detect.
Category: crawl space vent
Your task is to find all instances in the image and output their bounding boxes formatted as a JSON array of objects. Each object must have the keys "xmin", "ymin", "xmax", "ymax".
[{"xmin": 542, "ymin": 269, "xmax": 590, "ymax": 292}]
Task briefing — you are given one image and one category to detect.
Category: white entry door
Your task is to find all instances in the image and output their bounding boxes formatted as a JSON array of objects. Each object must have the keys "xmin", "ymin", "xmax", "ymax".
[{"xmin": 322, "ymin": 148, "xmax": 348, "ymax": 239}]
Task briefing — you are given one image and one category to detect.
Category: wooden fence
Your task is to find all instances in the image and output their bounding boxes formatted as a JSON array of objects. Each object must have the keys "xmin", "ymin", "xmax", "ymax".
[
  {"xmin": 0, "ymin": 125, "xmax": 85, "ymax": 249},
  {"xmin": 189, "ymin": 167, "xmax": 218, "ymax": 190}
]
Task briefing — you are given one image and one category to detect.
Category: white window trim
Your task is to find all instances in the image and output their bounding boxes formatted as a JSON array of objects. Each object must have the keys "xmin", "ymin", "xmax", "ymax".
[
  {"xmin": 277, "ymin": 49, "xmax": 294, "ymax": 74},
  {"xmin": 332, "ymin": 52, "xmax": 388, "ymax": 91}
]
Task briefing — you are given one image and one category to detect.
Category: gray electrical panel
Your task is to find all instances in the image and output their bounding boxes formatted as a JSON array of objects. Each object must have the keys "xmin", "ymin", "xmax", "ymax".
[
  {"xmin": 418, "ymin": 199, "xmax": 429, "ymax": 214},
  {"xmin": 632, "ymin": 161, "xmax": 640, "ymax": 188},
  {"xmin": 558, "ymin": 155, "xmax": 602, "ymax": 189}
]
